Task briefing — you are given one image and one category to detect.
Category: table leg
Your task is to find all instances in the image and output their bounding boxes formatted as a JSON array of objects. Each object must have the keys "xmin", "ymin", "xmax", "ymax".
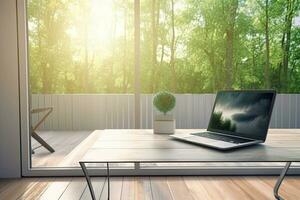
[
  {"xmin": 274, "ymin": 162, "xmax": 292, "ymax": 200},
  {"xmin": 80, "ymin": 162, "xmax": 96, "ymax": 200},
  {"xmin": 107, "ymin": 162, "xmax": 110, "ymax": 200}
]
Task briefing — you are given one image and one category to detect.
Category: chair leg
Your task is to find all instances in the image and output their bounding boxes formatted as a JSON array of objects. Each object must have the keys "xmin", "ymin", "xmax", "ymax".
[{"xmin": 31, "ymin": 131, "xmax": 55, "ymax": 153}]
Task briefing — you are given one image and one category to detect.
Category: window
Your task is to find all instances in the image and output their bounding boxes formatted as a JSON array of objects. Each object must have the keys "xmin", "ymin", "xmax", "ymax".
[{"xmin": 22, "ymin": 0, "xmax": 300, "ymax": 174}]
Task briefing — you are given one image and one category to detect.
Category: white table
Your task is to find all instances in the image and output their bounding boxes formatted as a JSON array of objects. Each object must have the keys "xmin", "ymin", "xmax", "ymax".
[{"xmin": 80, "ymin": 129, "xmax": 300, "ymax": 200}]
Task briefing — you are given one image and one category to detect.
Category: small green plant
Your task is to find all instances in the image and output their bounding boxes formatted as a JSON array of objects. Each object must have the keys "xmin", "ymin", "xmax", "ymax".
[{"xmin": 153, "ymin": 91, "xmax": 176, "ymax": 115}]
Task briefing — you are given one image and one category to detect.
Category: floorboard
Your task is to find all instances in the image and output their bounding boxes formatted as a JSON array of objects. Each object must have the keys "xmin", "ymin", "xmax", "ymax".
[
  {"xmin": 167, "ymin": 177, "xmax": 194, "ymax": 200},
  {"xmin": 80, "ymin": 178, "xmax": 105, "ymax": 200}
]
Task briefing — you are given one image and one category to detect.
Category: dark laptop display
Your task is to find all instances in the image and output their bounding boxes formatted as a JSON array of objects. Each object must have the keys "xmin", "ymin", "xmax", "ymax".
[{"xmin": 208, "ymin": 91, "xmax": 276, "ymax": 141}]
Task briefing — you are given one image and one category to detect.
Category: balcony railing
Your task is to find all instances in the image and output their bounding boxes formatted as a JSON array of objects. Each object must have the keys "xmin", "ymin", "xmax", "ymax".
[{"xmin": 31, "ymin": 94, "xmax": 300, "ymax": 130}]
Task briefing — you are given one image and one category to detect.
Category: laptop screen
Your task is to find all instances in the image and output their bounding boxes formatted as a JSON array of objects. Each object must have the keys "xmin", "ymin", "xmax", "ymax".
[{"xmin": 207, "ymin": 91, "xmax": 276, "ymax": 141}]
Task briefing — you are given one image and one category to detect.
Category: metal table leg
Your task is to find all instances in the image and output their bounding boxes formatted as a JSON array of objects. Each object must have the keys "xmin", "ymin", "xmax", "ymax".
[
  {"xmin": 274, "ymin": 162, "xmax": 292, "ymax": 200},
  {"xmin": 107, "ymin": 162, "xmax": 110, "ymax": 200},
  {"xmin": 80, "ymin": 162, "xmax": 96, "ymax": 200}
]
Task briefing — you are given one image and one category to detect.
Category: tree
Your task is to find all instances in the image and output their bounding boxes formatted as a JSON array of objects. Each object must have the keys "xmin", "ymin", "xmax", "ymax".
[
  {"xmin": 264, "ymin": 0, "xmax": 271, "ymax": 88},
  {"xmin": 223, "ymin": 0, "xmax": 239, "ymax": 89},
  {"xmin": 170, "ymin": 0, "xmax": 177, "ymax": 92},
  {"xmin": 280, "ymin": 0, "xmax": 298, "ymax": 92},
  {"xmin": 27, "ymin": 0, "xmax": 300, "ymax": 94},
  {"xmin": 149, "ymin": 0, "xmax": 158, "ymax": 93}
]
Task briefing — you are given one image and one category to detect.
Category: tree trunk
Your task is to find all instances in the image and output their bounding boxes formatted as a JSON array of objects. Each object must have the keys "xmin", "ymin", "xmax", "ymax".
[
  {"xmin": 170, "ymin": 0, "xmax": 177, "ymax": 92},
  {"xmin": 224, "ymin": 0, "xmax": 238, "ymax": 89},
  {"xmin": 107, "ymin": 3, "xmax": 117, "ymax": 93},
  {"xmin": 150, "ymin": 0, "xmax": 158, "ymax": 93},
  {"xmin": 264, "ymin": 0, "xmax": 270, "ymax": 88},
  {"xmin": 204, "ymin": 48, "xmax": 217, "ymax": 91},
  {"xmin": 83, "ymin": 21, "xmax": 89, "ymax": 93},
  {"xmin": 122, "ymin": 1, "xmax": 128, "ymax": 93},
  {"xmin": 40, "ymin": 1, "xmax": 54, "ymax": 94},
  {"xmin": 156, "ymin": 44, "xmax": 165, "ymax": 90},
  {"xmin": 281, "ymin": 0, "xmax": 295, "ymax": 92}
]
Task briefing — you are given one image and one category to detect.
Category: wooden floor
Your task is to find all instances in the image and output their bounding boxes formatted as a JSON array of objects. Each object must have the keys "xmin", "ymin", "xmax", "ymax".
[{"xmin": 0, "ymin": 176, "xmax": 299, "ymax": 199}]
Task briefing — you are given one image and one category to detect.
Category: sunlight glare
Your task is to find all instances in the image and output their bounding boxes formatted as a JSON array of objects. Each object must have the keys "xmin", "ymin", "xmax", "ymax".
[{"xmin": 82, "ymin": 0, "xmax": 125, "ymax": 56}]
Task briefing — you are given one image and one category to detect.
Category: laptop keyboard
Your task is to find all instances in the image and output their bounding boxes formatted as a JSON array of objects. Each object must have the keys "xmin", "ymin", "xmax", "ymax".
[{"xmin": 191, "ymin": 132, "xmax": 251, "ymax": 144}]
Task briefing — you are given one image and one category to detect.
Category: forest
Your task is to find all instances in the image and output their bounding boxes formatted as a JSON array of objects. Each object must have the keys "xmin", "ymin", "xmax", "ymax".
[{"xmin": 28, "ymin": 0, "xmax": 300, "ymax": 94}]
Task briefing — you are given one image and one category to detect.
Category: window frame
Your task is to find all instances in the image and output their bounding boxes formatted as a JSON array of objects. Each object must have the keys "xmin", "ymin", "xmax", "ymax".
[{"xmin": 18, "ymin": 0, "xmax": 300, "ymax": 176}]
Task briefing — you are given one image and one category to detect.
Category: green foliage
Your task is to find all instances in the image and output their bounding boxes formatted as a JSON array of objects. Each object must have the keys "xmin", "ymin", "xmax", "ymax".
[
  {"xmin": 153, "ymin": 91, "xmax": 176, "ymax": 114},
  {"xmin": 27, "ymin": 0, "xmax": 300, "ymax": 94}
]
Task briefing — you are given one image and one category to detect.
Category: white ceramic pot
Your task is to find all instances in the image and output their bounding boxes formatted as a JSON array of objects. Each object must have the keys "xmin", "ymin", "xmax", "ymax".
[{"xmin": 153, "ymin": 114, "xmax": 176, "ymax": 134}]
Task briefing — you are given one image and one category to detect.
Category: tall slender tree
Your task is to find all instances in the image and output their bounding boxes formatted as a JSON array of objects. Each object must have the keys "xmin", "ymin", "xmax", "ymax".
[
  {"xmin": 223, "ymin": 0, "xmax": 238, "ymax": 89},
  {"xmin": 170, "ymin": 0, "xmax": 177, "ymax": 92},
  {"xmin": 264, "ymin": 0, "xmax": 271, "ymax": 88}
]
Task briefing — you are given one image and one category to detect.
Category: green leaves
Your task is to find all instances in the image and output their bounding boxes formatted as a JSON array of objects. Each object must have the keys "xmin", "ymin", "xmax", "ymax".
[
  {"xmin": 27, "ymin": 0, "xmax": 300, "ymax": 94},
  {"xmin": 153, "ymin": 91, "xmax": 176, "ymax": 114}
]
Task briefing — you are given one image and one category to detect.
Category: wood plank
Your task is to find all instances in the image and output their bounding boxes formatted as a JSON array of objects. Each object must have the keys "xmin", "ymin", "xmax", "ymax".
[
  {"xmin": 118, "ymin": 177, "xmax": 152, "ymax": 200},
  {"xmin": 141, "ymin": 95, "xmax": 146, "ymax": 129},
  {"xmin": 183, "ymin": 176, "xmax": 212, "ymax": 200},
  {"xmin": 208, "ymin": 177, "xmax": 252, "ymax": 200},
  {"xmin": 150, "ymin": 177, "xmax": 173, "ymax": 200},
  {"xmin": 232, "ymin": 177, "xmax": 274, "ymax": 199},
  {"xmin": 122, "ymin": 95, "xmax": 128, "ymax": 128},
  {"xmin": 59, "ymin": 178, "xmax": 87, "ymax": 200},
  {"xmin": 39, "ymin": 178, "xmax": 71, "ymax": 200},
  {"xmin": 129, "ymin": 95, "xmax": 134, "ymax": 129},
  {"xmin": 263, "ymin": 177, "xmax": 300, "ymax": 200},
  {"xmin": 147, "ymin": 95, "xmax": 153, "ymax": 129},
  {"xmin": 100, "ymin": 177, "xmax": 123, "ymax": 200},
  {"xmin": 80, "ymin": 177, "xmax": 105, "ymax": 200},
  {"xmin": 167, "ymin": 177, "xmax": 193, "ymax": 200},
  {"xmin": 18, "ymin": 178, "xmax": 54, "ymax": 200},
  {"xmin": 0, "ymin": 180, "xmax": 10, "ymax": 193},
  {"xmin": 0, "ymin": 178, "xmax": 38, "ymax": 199},
  {"xmin": 134, "ymin": 177, "xmax": 152, "ymax": 200},
  {"xmin": 44, "ymin": 94, "xmax": 52, "ymax": 130},
  {"xmin": 120, "ymin": 177, "xmax": 134, "ymax": 200},
  {"xmin": 51, "ymin": 94, "xmax": 59, "ymax": 130},
  {"xmin": 196, "ymin": 177, "xmax": 231, "ymax": 199}
]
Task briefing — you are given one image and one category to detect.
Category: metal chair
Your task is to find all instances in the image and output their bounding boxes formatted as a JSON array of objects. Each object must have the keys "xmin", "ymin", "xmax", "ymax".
[{"xmin": 31, "ymin": 107, "xmax": 55, "ymax": 153}]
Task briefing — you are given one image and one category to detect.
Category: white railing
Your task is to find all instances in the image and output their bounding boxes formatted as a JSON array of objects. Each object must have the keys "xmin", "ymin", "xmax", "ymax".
[{"xmin": 31, "ymin": 94, "xmax": 300, "ymax": 130}]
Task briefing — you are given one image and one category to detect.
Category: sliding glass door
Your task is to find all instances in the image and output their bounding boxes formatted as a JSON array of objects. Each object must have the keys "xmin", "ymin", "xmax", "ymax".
[
  {"xmin": 19, "ymin": 0, "xmax": 300, "ymax": 176},
  {"xmin": 22, "ymin": 0, "xmax": 138, "ymax": 174}
]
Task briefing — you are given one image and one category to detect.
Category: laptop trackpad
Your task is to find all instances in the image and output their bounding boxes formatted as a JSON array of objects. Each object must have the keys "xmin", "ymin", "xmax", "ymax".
[{"xmin": 185, "ymin": 136, "xmax": 236, "ymax": 148}]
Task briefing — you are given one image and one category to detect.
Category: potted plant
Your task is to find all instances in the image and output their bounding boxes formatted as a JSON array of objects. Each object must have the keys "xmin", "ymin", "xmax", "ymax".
[{"xmin": 153, "ymin": 91, "xmax": 176, "ymax": 134}]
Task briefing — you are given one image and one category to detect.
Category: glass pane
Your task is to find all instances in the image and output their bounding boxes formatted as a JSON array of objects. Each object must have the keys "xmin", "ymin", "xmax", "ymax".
[
  {"xmin": 27, "ymin": 0, "xmax": 134, "ymax": 168},
  {"xmin": 140, "ymin": 0, "xmax": 300, "ymax": 94},
  {"xmin": 140, "ymin": 0, "xmax": 300, "ymax": 167}
]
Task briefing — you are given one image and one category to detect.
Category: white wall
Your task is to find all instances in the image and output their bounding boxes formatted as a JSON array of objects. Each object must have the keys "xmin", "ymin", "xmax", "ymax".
[{"xmin": 0, "ymin": 0, "xmax": 21, "ymax": 178}]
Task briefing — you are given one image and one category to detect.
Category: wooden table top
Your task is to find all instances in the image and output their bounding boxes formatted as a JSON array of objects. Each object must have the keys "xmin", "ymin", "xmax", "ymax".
[{"xmin": 80, "ymin": 129, "xmax": 300, "ymax": 163}]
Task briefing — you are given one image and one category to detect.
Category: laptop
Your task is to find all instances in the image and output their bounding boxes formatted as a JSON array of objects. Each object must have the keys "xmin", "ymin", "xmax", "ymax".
[{"xmin": 171, "ymin": 90, "xmax": 276, "ymax": 150}]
